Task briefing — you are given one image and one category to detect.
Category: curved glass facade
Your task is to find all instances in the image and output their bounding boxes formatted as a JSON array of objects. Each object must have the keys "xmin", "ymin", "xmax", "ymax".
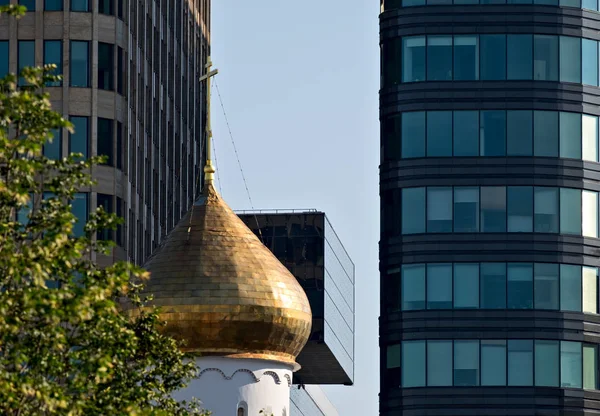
[{"xmin": 383, "ymin": 0, "xmax": 600, "ymax": 12}]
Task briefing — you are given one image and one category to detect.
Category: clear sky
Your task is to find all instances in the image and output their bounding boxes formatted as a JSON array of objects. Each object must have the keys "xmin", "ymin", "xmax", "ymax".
[{"xmin": 210, "ymin": 1, "xmax": 380, "ymax": 414}]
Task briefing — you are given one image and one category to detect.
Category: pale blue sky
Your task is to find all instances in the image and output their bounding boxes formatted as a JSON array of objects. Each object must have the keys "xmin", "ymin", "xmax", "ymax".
[{"xmin": 211, "ymin": 1, "xmax": 380, "ymax": 414}]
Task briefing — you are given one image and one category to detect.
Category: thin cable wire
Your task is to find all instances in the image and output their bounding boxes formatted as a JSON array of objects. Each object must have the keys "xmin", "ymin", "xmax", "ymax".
[
  {"xmin": 212, "ymin": 134, "xmax": 223, "ymax": 195},
  {"xmin": 213, "ymin": 78, "xmax": 264, "ymax": 243}
]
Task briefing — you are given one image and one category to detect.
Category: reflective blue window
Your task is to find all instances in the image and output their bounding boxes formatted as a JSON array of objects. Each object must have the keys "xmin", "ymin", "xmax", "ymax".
[
  {"xmin": 427, "ymin": 341, "xmax": 453, "ymax": 386},
  {"xmin": 98, "ymin": 42, "xmax": 114, "ymax": 90},
  {"xmin": 535, "ymin": 0, "xmax": 558, "ymax": 6},
  {"xmin": 71, "ymin": 193, "xmax": 88, "ymax": 237},
  {"xmin": 402, "ymin": 0, "xmax": 425, "ymax": 5},
  {"xmin": 44, "ymin": 129, "xmax": 61, "ymax": 160},
  {"xmin": 507, "ymin": 263, "xmax": 533, "ymax": 309},
  {"xmin": 561, "ymin": 341, "xmax": 582, "ymax": 388},
  {"xmin": 454, "ymin": 187, "xmax": 479, "ymax": 232},
  {"xmin": 480, "ymin": 35, "xmax": 506, "ymax": 81},
  {"xmin": 507, "ymin": 110, "xmax": 532, "ymax": 156},
  {"xmin": 480, "ymin": 110, "xmax": 506, "ymax": 156},
  {"xmin": 99, "ymin": 0, "xmax": 114, "ymax": 14},
  {"xmin": 70, "ymin": 41, "xmax": 89, "ymax": 87},
  {"xmin": 560, "ymin": 264, "xmax": 582, "ymax": 312},
  {"xmin": 536, "ymin": 340, "xmax": 559, "ymax": 387},
  {"xmin": 533, "ymin": 35, "xmax": 558, "ymax": 81},
  {"xmin": 0, "ymin": 41, "xmax": 8, "ymax": 78},
  {"xmin": 582, "ymin": 266, "xmax": 597, "ymax": 314},
  {"xmin": 454, "ymin": 263, "xmax": 479, "ymax": 309},
  {"xmin": 508, "ymin": 340, "xmax": 533, "ymax": 386},
  {"xmin": 454, "ymin": 35, "xmax": 478, "ymax": 81},
  {"xmin": 401, "ymin": 112, "xmax": 425, "ymax": 158},
  {"xmin": 561, "ymin": 0, "xmax": 581, "ymax": 6},
  {"xmin": 18, "ymin": 40, "xmax": 35, "ymax": 86},
  {"xmin": 69, "ymin": 116, "xmax": 89, "ymax": 159},
  {"xmin": 560, "ymin": 188, "xmax": 581, "ymax": 235},
  {"xmin": 402, "ymin": 341, "xmax": 426, "ymax": 387},
  {"xmin": 454, "ymin": 341, "xmax": 479, "ymax": 386},
  {"xmin": 427, "ymin": 264, "xmax": 452, "ymax": 309},
  {"xmin": 481, "ymin": 186, "xmax": 506, "ymax": 232},
  {"xmin": 583, "ymin": 0, "xmax": 598, "ymax": 9},
  {"xmin": 582, "ymin": 114, "xmax": 598, "ymax": 162},
  {"xmin": 507, "ymin": 186, "xmax": 533, "ymax": 232},
  {"xmin": 427, "ymin": 111, "xmax": 452, "ymax": 156},
  {"xmin": 427, "ymin": 36, "xmax": 452, "ymax": 81},
  {"xmin": 507, "ymin": 35, "xmax": 533, "ymax": 80},
  {"xmin": 71, "ymin": 0, "xmax": 89, "ymax": 11},
  {"xmin": 481, "ymin": 263, "xmax": 506, "ymax": 309},
  {"xmin": 44, "ymin": 40, "xmax": 62, "ymax": 87},
  {"xmin": 403, "ymin": 37, "xmax": 426, "ymax": 82},
  {"xmin": 481, "ymin": 341, "xmax": 506, "ymax": 386},
  {"xmin": 534, "ymin": 263, "xmax": 559, "ymax": 310},
  {"xmin": 560, "ymin": 36, "xmax": 581, "ymax": 83},
  {"xmin": 534, "ymin": 111, "xmax": 558, "ymax": 157},
  {"xmin": 45, "ymin": 0, "xmax": 63, "ymax": 10},
  {"xmin": 402, "ymin": 264, "xmax": 425, "ymax": 310},
  {"xmin": 534, "ymin": 187, "xmax": 559, "ymax": 233},
  {"xmin": 453, "ymin": 111, "xmax": 479, "ymax": 156},
  {"xmin": 402, "ymin": 187, "xmax": 425, "ymax": 235},
  {"xmin": 20, "ymin": 0, "xmax": 35, "ymax": 11},
  {"xmin": 427, "ymin": 187, "xmax": 452, "ymax": 232},
  {"xmin": 97, "ymin": 118, "xmax": 114, "ymax": 166},
  {"xmin": 582, "ymin": 39, "xmax": 598, "ymax": 86},
  {"xmin": 560, "ymin": 112, "xmax": 582, "ymax": 159}
]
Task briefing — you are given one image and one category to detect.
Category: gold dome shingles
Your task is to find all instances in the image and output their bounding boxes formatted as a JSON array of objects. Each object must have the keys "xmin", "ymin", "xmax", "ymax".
[{"xmin": 139, "ymin": 183, "xmax": 312, "ymax": 366}]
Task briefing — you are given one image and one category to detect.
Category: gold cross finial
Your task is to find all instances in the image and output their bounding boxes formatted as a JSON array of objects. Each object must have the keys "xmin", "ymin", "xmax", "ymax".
[{"xmin": 199, "ymin": 57, "xmax": 219, "ymax": 187}]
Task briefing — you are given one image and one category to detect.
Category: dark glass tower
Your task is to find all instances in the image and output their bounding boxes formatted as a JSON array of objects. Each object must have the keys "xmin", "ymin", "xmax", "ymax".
[{"xmin": 379, "ymin": 0, "xmax": 600, "ymax": 414}]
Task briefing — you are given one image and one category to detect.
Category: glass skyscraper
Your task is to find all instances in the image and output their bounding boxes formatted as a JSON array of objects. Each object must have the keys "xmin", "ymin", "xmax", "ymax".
[{"xmin": 379, "ymin": 0, "xmax": 600, "ymax": 413}]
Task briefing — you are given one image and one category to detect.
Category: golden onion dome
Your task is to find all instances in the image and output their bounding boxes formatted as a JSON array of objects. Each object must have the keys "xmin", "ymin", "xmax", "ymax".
[{"xmin": 139, "ymin": 183, "xmax": 312, "ymax": 367}]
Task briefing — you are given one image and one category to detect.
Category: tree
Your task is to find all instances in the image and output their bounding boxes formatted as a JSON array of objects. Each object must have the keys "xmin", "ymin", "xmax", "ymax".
[{"xmin": 0, "ymin": 5, "xmax": 208, "ymax": 415}]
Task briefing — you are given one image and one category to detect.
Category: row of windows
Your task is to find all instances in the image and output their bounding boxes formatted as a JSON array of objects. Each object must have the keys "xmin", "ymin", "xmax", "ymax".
[
  {"xmin": 383, "ymin": 110, "xmax": 598, "ymax": 160},
  {"xmin": 384, "ymin": 0, "xmax": 600, "ymax": 10},
  {"xmin": 386, "ymin": 262, "xmax": 597, "ymax": 313},
  {"xmin": 384, "ymin": 34, "xmax": 600, "ymax": 85},
  {"xmin": 0, "ymin": 0, "xmax": 123, "ymax": 16},
  {"xmin": 396, "ymin": 186, "xmax": 598, "ymax": 236},
  {"xmin": 386, "ymin": 339, "xmax": 598, "ymax": 390},
  {"xmin": 0, "ymin": 40, "xmax": 124, "ymax": 93}
]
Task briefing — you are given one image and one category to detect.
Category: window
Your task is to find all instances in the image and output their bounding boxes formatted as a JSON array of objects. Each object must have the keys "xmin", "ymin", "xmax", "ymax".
[
  {"xmin": 0, "ymin": 41, "xmax": 9, "ymax": 78},
  {"xmin": 117, "ymin": 47, "xmax": 124, "ymax": 94},
  {"xmin": 403, "ymin": 0, "xmax": 425, "ymax": 5},
  {"xmin": 401, "ymin": 112, "xmax": 425, "ymax": 158},
  {"xmin": 534, "ymin": 187, "xmax": 558, "ymax": 233},
  {"xmin": 481, "ymin": 340, "xmax": 506, "ymax": 386},
  {"xmin": 582, "ymin": 114, "xmax": 598, "ymax": 162},
  {"xmin": 72, "ymin": 193, "xmax": 88, "ymax": 237},
  {"xmin": 507, "ymin": 111, "xmax": 532, "ymax": 156},
  {"xmin": 71, "ymin": 0, "xmax": 89, "ymax": 11},
  {"xmin": 402, "ymin": 264, "xmax": 425, "ymax": 310},
  {"xmin": 560, "ymin": 112, "xmax": 582, "ymax": 159},
  {"xmin": 481, "ymin": 263, "xmax": 506, "ymax": 309},
  {"xmin": 237, "ymin": 408, "xmax": 245, "ymax": 416},
  {"xmin": 533, "ymin": 35, "xmax": 558, "ymax": 81},
  {"xmin": 560, "ymin": 188, "xmax": 581, "ymax": 235},
  {"xmin": 43, "ymin": 40, "xmax": 62, "ymax": 87},
  {"xmin": 45, "ymin": 0, "xmax": 63, "ymax": 10},
  {"xmin": 535, "ymin": 340, "xmax": 559, "ymax": 387},
  {"xmin": 44, "ymin": 129, "xmax": 61, "ymax": 160},
  {"xmin": 534, "ymin": 111, "xmax": 558, "ymax": 157},
  {"xmin": 402, "ymin": 341, "xmax": 425, "ymax": 387},
  {"xmin": 427, "ymin": 111, "xmax": 452, "ymax": 156},
  {"xmin": 480, "ymin": 110, "xmax": 506, "ymax": 156},
  {"xmin": 116, "ymin": 121, "xmax": 123, "ymax": 170},
  {"xmin": 507, "ymin": 187, "xmax": 533, "ymax": 232},
  {"xmin": 98, "ymin": 0, "xmax": 114, "ymax": 14},
  {"xmin": 582, "ymin": 266, "xmax": 597, "ymax": 314},
  {"xmin": 18, "ymin": 40, "xmax": 35, "ymax": 86},
  {"xmin": 534, "ymin": 263, "xmax": 559, "ymax": 310},
  {"xmin": 98, "ymin": 42, "xmax": 114, "ymax": 90},
  {"xmin": 387, "ymin": 344, "xmax": 401, "ymax": 369},
  {"xmin": 561, "ymin": 341, "xmax": 582, "ymax": 388},
  {"xmin": 507, "ymin": 263, "xmax": 533, "ymax": 309},
  {"xmin": 507, "ymin": 35, "xmax": 532, "ymax": 80},
  {"xmin": 427, "ymin": 264, "xmax": 452, "ymax": 309},
  {"xmin": 97, "ymin": 118, "xmax": 114, "ymax": 166},
  {"xmin": 454, "ymin": 263, "xmax": 479, "ymax": 308},
  {"xmin": 453, "ymin": 111, "xmax": 479, "ymax": 156},
  {"xmin": 583, "ymin": 0, "xmax": 598, "ymax": 9},
  {"xmin": 402, "ymin": 188, "xmax": 425, "ymax": 234},
  {"xmin": 69, "ymin": 116, "xmax": 89, "ymax": 159},
  {"xmin": 508, "ymin": 340, "xmax": 533, "ymax": 386},
  {"xmin": 427, "ymin": 36, "xmax": 452, "ymax": 81},
  {"xmin": 403, "ymin": 37, "xmax": 425, "ymax": 82},
  {"xmin": 70, "ymin": 41, "xmax": 89, "ymax": 87},
  {"xmin": 427, "ymin": 187, "xmax": 452, "ymax": 232},
  {"xmin": 383, "ymin": 116, "xmax": 401, "ymax": 161},
  {"xmin": 480, "ymin": 35, "xmax": 506, "ymax": 80},
  {"xmin": 454, "ymin": 187, "xmax": 479, "ymax": 232},
  {"xmin": 583, "ymin": 39, "xmax": 598, "ymax": 86},
  {"xmin": 20, "ymin": 0, "xmax": 35, "ymax": 11},
  {"xmin": 560, "ymin": 264, "xmax": 582, "ymax": 312},
  {"xmin": 387, "ymin": 344, "xmax": 402, "ymax": 387},
  {"xmin": 454, "ymin": 35, "xmax": 478, "ymax": 81},
  {"xmin": 454, "ymin": 340, "xmax": 479, "ymax": 386},
  {"xmin": 480, "ymin": 187, "xmax": 506, "ymax": 232},
  {"xmin": 583, "ymin": 190, "xmax": 598, "ymax": 238},
  {"xmin": 427, "ymin": 341, "xmax": 452, "ymax": 386},
  {"xmin": 560, "ymin": 36, "xmax": 581, "ymax": 83},
  {"xmin": 97, "ymin": 193, "xmax": 113, "ymax": 241},
  {"xmin": 584, "ymin": 344, "xmax": 598, "ymax": 389}
]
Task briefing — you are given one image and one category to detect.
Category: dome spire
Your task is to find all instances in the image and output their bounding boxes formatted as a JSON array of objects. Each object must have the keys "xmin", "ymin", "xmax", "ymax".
[{"xmin": 199, "ymin": 57, "xmax": 219, "ymax": 188}]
